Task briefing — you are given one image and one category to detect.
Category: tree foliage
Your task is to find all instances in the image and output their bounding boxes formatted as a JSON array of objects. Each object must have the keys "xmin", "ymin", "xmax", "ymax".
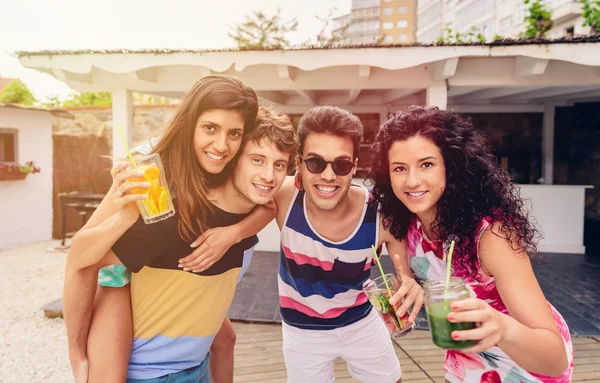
[
  {"xmin": 0, "ymin": 80, "xmax": 37, "ymax": 105},
  {"xmin": 523, "ymin": 0, "xmax": 553, "ymax": 38},
  {"xmin": 314, "ymin": 8, "xmax": 349, "ymax": 47},
  {"xmin": 229, "ymin": 9, "xmax": 298, "ymax": 48},
  {"xmin": 581, "ymin": 0, "xmax": 600, "ymax": 34}
]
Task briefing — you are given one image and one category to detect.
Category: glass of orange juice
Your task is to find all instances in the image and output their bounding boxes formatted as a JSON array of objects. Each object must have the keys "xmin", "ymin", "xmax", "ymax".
[{"xmin": 127, "ymin": 153, "xmax": 175, "ymax": 224}]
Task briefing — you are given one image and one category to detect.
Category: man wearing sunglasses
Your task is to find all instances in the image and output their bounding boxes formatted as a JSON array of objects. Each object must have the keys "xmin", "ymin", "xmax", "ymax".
[
  {"xmin": 182, "ymin": 105, "xmax": 423, "ymax": 382},
  {"xmin": 269, "ymin": 106, "xmax": 424, "ymax": 383}
]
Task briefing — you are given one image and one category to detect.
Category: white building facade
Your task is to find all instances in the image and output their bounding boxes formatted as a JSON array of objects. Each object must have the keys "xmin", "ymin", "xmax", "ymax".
[
  {"xmin": 417, "ymin": 0, "xmax": 587, "ymax": 43},
  {"xmin": 0, "ymin": 106, "xmax": 54, "ymax": 250},
  {"xmin": 334, "ymin": 0, "xmax": 382, "ymax": 44}
]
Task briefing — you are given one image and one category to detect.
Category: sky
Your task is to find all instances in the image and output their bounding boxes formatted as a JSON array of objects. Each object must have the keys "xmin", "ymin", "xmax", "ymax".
[{"xmin": 0, "ymin": 0, "xmax": 350, "ymax": 101}]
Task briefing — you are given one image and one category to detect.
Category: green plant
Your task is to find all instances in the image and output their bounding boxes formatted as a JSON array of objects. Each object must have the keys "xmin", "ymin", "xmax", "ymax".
[
  {"xmin": 523, "ymin": 0, "xmax": 553, "ymax": 38},
  {"xmin": 43, "ymin": 92, "xmax": 112, "ymax": 107},
  {"xmin": 0, "ymin": 80, "xmax": 37, "ymax": 105},
  {"xmin": 581, "ymin": 0, "xmax": 600, "ymax": 34},
  {"xmin": 0, "ymin": 161, "xmax": 40, "ymax": 176},
  {"xmin": 228, "ymin": 9, "xmax": 298, "ymax": 48},
  {"xmin": 437, "ymin": 26, "xmax": 487, "ymax": 43}
]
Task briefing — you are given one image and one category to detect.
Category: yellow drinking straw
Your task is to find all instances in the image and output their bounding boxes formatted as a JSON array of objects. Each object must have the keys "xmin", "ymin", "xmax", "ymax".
[
  {"xmin": 117, "ymin": 126, "xmax": 157, "ymax": 215},
  {"xmin": 118, "ymin": 126, "xmax": 139, "ymax": 170},
  {"xmin": 444, "ymin": 240, "xmax": 456, "ymax": 297}
]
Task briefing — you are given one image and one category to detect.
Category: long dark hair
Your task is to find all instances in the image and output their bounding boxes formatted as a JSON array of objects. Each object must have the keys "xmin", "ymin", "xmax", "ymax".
[
  {"xmin": 151, "ymin": 75, "xmax": 258, "ymax": 241},
  {"xmin": 368, "ymin": 106, "xmax": 540, "ymax": 276}
]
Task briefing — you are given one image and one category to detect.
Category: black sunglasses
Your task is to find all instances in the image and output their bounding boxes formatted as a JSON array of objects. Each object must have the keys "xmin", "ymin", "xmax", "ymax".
[{"xmin": 300, "ymin": 156, "xmax": 355, "ymax": 176}]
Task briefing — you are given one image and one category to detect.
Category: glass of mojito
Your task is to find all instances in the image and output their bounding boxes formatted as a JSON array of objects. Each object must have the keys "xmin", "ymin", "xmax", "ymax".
[{"xmin": 363, "ymin": 273, "xmax": 415, "ymax": 338}]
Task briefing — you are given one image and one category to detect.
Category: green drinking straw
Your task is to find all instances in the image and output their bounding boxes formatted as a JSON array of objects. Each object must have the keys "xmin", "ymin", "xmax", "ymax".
[
  {"xmin": 371, "ymin": 245, "xmax": 403, "ymax": 329},
  {"xmin": 371, "ymin": 245, "xmax": 393, "ymax": 297},
  {"xmin": 444, "ymin": 240, "xmax": 456, "ymax": 297}
]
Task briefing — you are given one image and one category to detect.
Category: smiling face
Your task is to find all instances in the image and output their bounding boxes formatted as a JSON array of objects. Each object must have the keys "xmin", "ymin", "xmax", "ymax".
[
  {"xmin": 232, "ymin": 138, "xmax": 290, "ymax": 205},
  {"xmin": 388, "ymin": 136, "xmax": 446, "ymax": 223},
  {"xmin": 300, "ymin": 132, "xmax": 357, "ymax": 212},
  {"xmin": 193, "ymin": 109, "xmax": 245, "ymax": 174}
]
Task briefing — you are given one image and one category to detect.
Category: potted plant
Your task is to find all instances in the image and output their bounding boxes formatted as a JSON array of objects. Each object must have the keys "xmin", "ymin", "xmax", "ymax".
[{"xmin": 0, "ymin": 161, "xmax": 41, "ymax": 181}]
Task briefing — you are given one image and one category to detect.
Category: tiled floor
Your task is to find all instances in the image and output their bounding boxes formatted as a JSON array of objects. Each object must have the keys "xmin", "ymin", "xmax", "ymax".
[{"xmin": 228, "ymin": 251, "xmax": 600, "ymax": 336}]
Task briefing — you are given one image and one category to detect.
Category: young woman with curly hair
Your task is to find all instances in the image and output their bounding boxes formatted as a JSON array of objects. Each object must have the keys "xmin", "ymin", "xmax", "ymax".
[{"xmin": 368, "ymin": 106, "xmax": 573, "ymax": 383}]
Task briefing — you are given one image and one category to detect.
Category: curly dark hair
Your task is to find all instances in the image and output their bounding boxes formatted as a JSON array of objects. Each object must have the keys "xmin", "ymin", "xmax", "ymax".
[{"xmin": 368, "ymin": 106, "xmax": 540, "ymax": 277}]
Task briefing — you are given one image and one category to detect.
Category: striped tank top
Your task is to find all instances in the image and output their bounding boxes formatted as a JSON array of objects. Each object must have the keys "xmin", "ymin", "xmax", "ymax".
[{"xmin": 278, "ymin": 184, "xmax": 379, "ymax": 330}]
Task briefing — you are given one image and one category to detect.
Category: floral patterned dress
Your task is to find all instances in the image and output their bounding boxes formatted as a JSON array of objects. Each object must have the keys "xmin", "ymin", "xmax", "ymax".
[{"xmin": 407, "ymin": 217, "xmax": 574, "ymax": 383}]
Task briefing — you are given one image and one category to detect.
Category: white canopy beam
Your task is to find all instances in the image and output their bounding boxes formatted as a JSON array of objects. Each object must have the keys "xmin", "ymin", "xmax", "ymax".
[
  {"xmin": 496, "ymin": 86, "xmax": 596, "ymax": 103},
  {"xmin": 383, "ymin": 88, "xmax": 421, "ymax": 104},
  {"xmin": 434, "ymin": 57, "xmax": 459, "ymax": 81},
  {"xmin": 347, "ymin": 89, "xmax": 362, "ymax": 105},
  {"xmin": 359, "ymin": 65, "xmax": 370, "ymax": 78},
  {"xmin": 452, "ymin": 87, "xmax": 540, "ymax": 103},
  {"xmin": 295, "ymin": 90, "xmax": 317, "ymax": 105},
  {"xmin": 515, "ymin": 57, "xmax": 550, "ymax": 78},
  {"xmin": 278, "ymin": 65, "xmax": 293, "ymax": 80},
  {"xmin": 528, "ymin": 87, "xmax": 600, "ymax": 103},
  {"xmin": 132, "ymin": 68, "xmax": 157, "ymax": 83},
  {"xmin": 51, "ymin": 67, "xmax": 92, "ymax": 84},
  {"xmin": 257, "ymin": 91, "xmax": 287, "ymax": 105}
]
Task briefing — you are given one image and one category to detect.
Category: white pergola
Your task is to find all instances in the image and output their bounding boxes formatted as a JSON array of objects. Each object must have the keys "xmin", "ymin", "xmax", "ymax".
[
  {"xmin": 19, "ymin": 40, "xmax": 600, "ymax": 185},
  {"xmin": 18, "ymin": 40, "xmax": 600, "ymax": 253}
]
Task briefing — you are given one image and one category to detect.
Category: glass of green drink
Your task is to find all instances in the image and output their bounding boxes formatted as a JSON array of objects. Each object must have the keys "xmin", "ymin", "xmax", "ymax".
[
  {"xmin": 423, "ymin": 277, "xmax": 477, "ymax": 349},
  {"xmin": 363, "ymin": 273, "xmax": 415, "ymax": 338}
]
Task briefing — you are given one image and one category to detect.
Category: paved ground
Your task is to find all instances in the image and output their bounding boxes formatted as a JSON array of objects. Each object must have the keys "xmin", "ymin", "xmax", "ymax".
[{"xmin": 229, "ymin": 251, "xmax": 600, "ymax": 336}]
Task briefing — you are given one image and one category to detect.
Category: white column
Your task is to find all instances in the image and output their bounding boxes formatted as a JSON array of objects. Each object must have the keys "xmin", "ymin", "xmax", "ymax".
[
  {"xmin": 426, "ymin": 85, "xmax": 448, "ymax": 110},
  {"xmin": 112, "ymin": 89, "xmax": 134, "ymax": 162},
  {"xmin": 542, "ymin": 104, "xmax": 556, "ymax": 185}
]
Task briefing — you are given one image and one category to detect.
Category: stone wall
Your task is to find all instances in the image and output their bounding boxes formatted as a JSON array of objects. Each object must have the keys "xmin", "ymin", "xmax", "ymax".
[{"xmin": 52, "ymin": 105, "xmax": 177, "ymax": 149}]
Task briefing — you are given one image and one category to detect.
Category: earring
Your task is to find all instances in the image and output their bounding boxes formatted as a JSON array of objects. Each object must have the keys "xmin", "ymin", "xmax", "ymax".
[{"xmin": 294, "ymin": 172, "xmax": 304, "ymax": 191}]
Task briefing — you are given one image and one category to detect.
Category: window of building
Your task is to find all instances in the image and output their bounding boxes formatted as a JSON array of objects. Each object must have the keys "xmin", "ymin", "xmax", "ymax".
[
  {"xmin": 455, "ymin": 0, "xmax": 494, "ymax": 30},
  {"xmin": 0, "ymin": 128, "xmax": 18, "ymax": 163},
  {"xmin": 383, "ymin": 35, "xmax": 394, "ymax": 43},
  {"xmin": 398, "ymin": 34, "xmax": 408, "ymax": 42},
  {"xmin": 517, "ymin": 5, "xmax": 529, "ymax": 24},
  {"xmin": 566, "ymin": 26, "xmax": 575, "ymax": 37},
  {"xmin": 397, "ymin": 20, "xmax": 409, "ymax": 28},
  {"xmin": 418, "ymin": 2, "xmax": 442, "ymax": 29},
  {"xmin": 500, "ymin": 15, "xmax": 512, "ymax": 31},
  {"xmin": 397, "ymin": 6, "xmax": 408, "ymax": 14},
  {"xmin": 383, "ymin": 22, "xmax": 394, "ymax": 30},
  {"xmin": 384, "ymin": 7, "xmax": 393, "ymax": 15},
  {"xmin": 478, "ymin": 20, "xmax": 495, "ymax": 40}
]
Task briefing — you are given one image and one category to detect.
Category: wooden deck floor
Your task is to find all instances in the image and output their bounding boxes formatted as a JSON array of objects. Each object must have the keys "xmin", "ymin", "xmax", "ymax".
[{"xmin": 232, "ymin": 322, "xmax": 600, "ymax": 383}]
